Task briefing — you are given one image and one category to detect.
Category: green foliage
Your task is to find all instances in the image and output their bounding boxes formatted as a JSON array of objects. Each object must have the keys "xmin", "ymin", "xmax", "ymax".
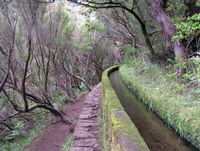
[
  {"xmin": 81, "ymin": 17, "xmax": 107, "ymax": 52},
  {"xmin": 166, "ymin": 57, "xmax": 200, "ymax": 100},
  {"xmin": 52, "ymin": 90, "xmax": 66, "ymax": 109},
  {"xmin": 166, "ymin": 0, "xmax": 187, "ymax": 16},
  {"xmin": 123, "ymin": 44, "xmax": 138, "ymax": 56},
  {"xmin": 79, "ymin": 82, "xmax": 88, "ymax": 91},
  {"xmin": 167, "ymin": 56, "xmax": 200, "ymax": 84},
  {"xmin": 0, "ymin": 112, "xmax": 46, "ymax": 151},
  {"xmin": 3, "ymin": 122, "xmax": 24, "ymax": 141},
  {"xmin": 165, "ymin": 0, "xmax": 200, "ymax": 40},
  {"xmin": 72, "ymin": 38, "xmax": 92, "ymax": 52},
  {"xmin": 122, "ymin": 44, "xmax": 141, "ymax": 62},
  {"xmin": 174, "ymin": 13, "xmax": 200, "ymax": 40},
  {"xmin": 74, "ymin": 83, "xmax": 89, "ymax": 97},
  {"xmin": 196, "ymin": 0, "xmax": 200, "ymax": 7},
  {"xmin": 85, "ymin": 19, "xmax": 106, "ymax": 33},
  {"xmin": 179, "ymin": 57, "xmax": 200, "ymax": 101},
  {"xmin": 185, "ymin": 57, "xmax": 200, "ymax": 83}
]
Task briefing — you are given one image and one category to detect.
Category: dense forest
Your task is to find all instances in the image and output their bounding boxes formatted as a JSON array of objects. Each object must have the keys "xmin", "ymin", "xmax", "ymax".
[{"xmin": 0, "ymin": 0, "xmax": 199, "ymax": 151}]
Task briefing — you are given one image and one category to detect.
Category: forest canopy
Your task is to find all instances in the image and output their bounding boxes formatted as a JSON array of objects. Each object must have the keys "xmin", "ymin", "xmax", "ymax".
[{"xmin": 0, "ymin": 0, "xmax": 200, "ymax": 150}]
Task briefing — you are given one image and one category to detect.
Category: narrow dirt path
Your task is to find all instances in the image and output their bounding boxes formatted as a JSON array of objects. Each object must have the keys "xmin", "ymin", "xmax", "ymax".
[
  {"xmin": 23, "ymin": 94, "xmax": 85, "ymax": 151},
  {"xmin": 69, "ymin": 84, "xmax": 101, "ymax": 151}
]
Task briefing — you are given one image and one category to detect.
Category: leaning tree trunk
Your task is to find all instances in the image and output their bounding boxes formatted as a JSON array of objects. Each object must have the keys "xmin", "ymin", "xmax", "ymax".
[
  {"xmin": 125, "ymin": 8, "xmax": 156, "ymax": 56},
  {"xmin": 28, "ymin": 104, "xmax": 69, "ymax": 123},
  {"xmin": 151, "ymin": 0, "xmax": 187, "ymax": 76}
]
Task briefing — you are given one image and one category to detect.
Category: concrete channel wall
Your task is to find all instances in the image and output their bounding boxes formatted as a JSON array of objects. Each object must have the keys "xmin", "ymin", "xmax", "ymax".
[{"xmin": 101, "ymin": 66, "xmax": 150, "ymax": 151}]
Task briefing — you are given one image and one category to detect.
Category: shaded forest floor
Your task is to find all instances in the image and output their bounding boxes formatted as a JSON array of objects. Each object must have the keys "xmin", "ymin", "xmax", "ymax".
[{"xmin": 23, "ymin": 94, "xmax": 86, "ymax": 151}]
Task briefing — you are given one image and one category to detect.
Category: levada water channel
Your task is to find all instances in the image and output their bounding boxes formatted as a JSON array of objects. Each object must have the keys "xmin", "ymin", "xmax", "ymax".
[{"xmin": 109, "ymin": 70, "xmax": 199, "ymax": 151}]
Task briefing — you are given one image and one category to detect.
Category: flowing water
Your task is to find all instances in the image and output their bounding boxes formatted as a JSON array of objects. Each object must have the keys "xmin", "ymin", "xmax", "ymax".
[{"xmin": 109, "ymin": 70, "xmax": 198, "ymax": 151}]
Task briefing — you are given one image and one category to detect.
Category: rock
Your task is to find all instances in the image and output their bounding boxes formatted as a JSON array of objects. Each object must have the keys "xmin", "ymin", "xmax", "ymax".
[{"xmin": 69, "ymin": 84, "xmax": 101, "ymax": 151}]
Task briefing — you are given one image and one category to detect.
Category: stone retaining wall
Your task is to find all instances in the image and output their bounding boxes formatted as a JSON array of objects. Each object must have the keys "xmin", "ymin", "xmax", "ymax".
[{"xmin": 101, "ymin": 66, "xmax": 149, "ymax": 151}]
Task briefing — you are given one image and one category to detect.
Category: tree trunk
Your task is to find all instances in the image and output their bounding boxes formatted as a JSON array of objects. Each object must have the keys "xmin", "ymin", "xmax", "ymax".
[
  {"xmin": 28, "ymin": 104, "xmax": 69, "ymax": 123},
  {"xmin": 48, "ymin": 108, "xmax": 68, "ymax": 123},
  {"xmin": 151, "ymin": 0, "xmax": 187, "ymax": 76},
  {"xmin": 124, "ymin": 8, "xmax": 156, "ymax": 56},
  {"xmin": 142, "ymin": 24, "xmax": 156, "ymax": 56}
]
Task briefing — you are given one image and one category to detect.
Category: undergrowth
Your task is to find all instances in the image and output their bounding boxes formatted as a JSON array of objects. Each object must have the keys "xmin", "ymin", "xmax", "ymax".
[
  {"xmin": 119, "ymin": 56, "xmax": 200, "ymax": 149},
  {"xmin": 0, "ymin": 111, "xmax": 46, "ymax": 151}
]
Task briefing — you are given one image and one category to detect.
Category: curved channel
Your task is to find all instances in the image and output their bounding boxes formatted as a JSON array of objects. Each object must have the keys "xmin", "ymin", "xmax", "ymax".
[{"xmin": 109, "ymin": 70, "xmax": 198, "ymax": 151}]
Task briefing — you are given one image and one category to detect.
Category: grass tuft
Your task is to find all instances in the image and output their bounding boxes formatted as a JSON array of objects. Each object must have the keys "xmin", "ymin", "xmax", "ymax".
[{"xmin": 62, "ymin": 134, "xmax": 73, "ymax": 151}]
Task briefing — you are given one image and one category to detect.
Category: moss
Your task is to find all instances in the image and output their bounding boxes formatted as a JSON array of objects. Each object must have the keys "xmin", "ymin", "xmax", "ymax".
[
  {"xmin": 119, "ymin": 63, "xmax": 200, "ymax": 150},
  {"xmin": 101, "ymin": 66, "xmax": 150, "ymax": 151}
]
